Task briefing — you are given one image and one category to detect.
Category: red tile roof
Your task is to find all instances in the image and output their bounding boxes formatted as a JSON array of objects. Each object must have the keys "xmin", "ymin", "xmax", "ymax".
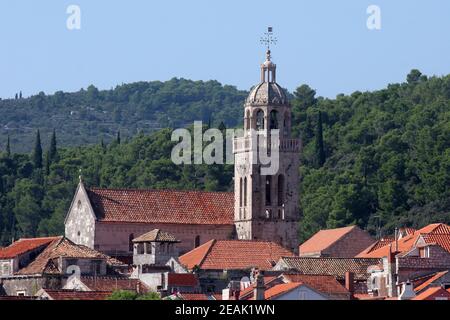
[
  {"xmin": 133, "ymin": 229, "xmax": 179, "ymax": 243},
  {"xmin": 41, "ymin": 289, "xmax": 112, "ymax": 300},
  {"xmin": 79, "ymin": 276, "xmax": 147, "ymax": 292},
  {"xmin": 299, "ymin": 226, "xmax": 356, "ymax": 255},
  {"xmin": 179, "ymin": 240, "xmax": 294, "ymax": 271},
  {"xmin": 0, "ymin": 237, "xmax": 59, "ymax": 259},
  {"xmin": 264, "ymin": 282, "xmax": 302, "ymax": 300},
  {"xmin": 167, "ymin": 273, "xmax": 199, "ymax": 287},
  {"xmin": 362, "ymin": 237, "xmax": 395, "ymax": 255},
  {"xmin": 239, "ymin": 276, "xmax": 282, "ymax": 299},
  {"xmin": 414, "ymin": 270, "xmax": 449, "ymax": 293},
  {"xmin": 412, "ymin": 287, "xmax": 450, "ymax": 300},
  {"xmin": 281, "ymin": 274, "xmax": 349, "ymax": 296},
  {"xmin": 87, "ymin": 188, "xmax": 234, "ymax": 225},
  {"xmin": 276, "ymin": 257, "xmax": 381, "ymax": 280},
  {"xmin": 420, "ymin": 234, "xmax": 450, "ymax": 253},
  {"xmin": 178, "ymin": 293, "xmax": 213, "ymax": 300},
  {"xmin": 16, "ymin": 237, "xmax": 123, "ymax": 275},
  {"xmin": 357, "ymin": 223, "xmax": 450, "ymax": 258}
]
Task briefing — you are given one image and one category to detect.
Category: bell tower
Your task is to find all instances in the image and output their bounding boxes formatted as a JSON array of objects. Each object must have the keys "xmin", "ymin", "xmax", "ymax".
[{"xmin": 233, "ymin": 28, "xmax": 300, "ymax": 252}]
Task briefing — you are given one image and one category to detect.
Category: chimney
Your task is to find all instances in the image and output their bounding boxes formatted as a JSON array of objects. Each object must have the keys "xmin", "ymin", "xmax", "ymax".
[
  {"xmin": 394, "ymin": 228, "xmax": 399, "ymax": 252},
  {"xmin": 345, "ymin": 272, "xmax": 355, "ymax": 298},
  {"xmin": 398, "ymin": 281, "xmax": 416, "ymax": 300},
  {"xmin": 253, "ymin": 269, "xmax": 265, "ymax": 300}
]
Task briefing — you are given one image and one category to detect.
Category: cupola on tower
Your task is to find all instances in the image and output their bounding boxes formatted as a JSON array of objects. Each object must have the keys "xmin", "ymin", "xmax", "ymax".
[{"xmin": 233, "ymin": 28, "xmax": 300, "ymax": 251}]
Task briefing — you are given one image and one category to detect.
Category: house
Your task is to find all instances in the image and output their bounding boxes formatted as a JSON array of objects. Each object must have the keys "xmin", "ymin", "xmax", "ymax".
[
  {"xmin": 359, "ymin": 223, "xmax": 450, "ymax": 298},
  {"xmin": 166, "ymin": 273, "xmax": 201, "ymax": 294},
  {"xmin": 179, "ymin": 239, "xmax": 294, "ymax": 293},
  {"xmin": 0, "ymin": 236, "xmax": 124, "ymax": 296},
  {"xmin": 234, "ymin": 273, "xmax": 350, "ymax": 300},
  {"xmin": 273, "ymin": 256, "xmax": 382, "ymax": 294},
  {"xmin": 63, "ymin": 274, "xmax": 149, "ymax": 293},
  {"xmin": 413, "ymin": 270, "xmax": 450, "ymax": 294},
  {"xmin": 299, "ymin": 226, "xmax": 374, "ymax": 258},
  {"xmin": 411, "ymin": 287, "xmax": 450, "ymax": 300},
  {"xmin": 36, "ymin": 288, "xmax": 111, "ymax": 300}
]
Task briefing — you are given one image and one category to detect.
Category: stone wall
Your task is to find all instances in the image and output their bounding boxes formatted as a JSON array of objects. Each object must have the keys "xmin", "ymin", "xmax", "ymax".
[
  {"xmin": 95, "ymin": 222, "xmax": 234, "ymax": 256},
  {"xmin": 0, "ymin": 276, "xmax": 62, "ymax": 296},
  {"xmin": 324, "ymin": 227, "xmax": 374, "ymax": 258}
]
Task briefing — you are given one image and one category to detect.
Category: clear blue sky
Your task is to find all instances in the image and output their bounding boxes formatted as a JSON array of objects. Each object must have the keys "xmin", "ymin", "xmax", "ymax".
[{"xmin": 1, "ymin": 0, "xmax": 449, "ymax": 99}]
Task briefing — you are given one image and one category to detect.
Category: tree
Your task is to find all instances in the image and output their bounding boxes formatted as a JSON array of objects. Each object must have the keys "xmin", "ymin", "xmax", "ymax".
[
  {"xmin": 407, "ymin": 69, "xmax": 422, "ymax": 84},
  {"xmin": 6, "ymin": 135, "xmax": 11, "ymax": 157},
  {"xmin": 48, "ymin": 129, "xmax": 58, "ymax": 162},
  {"xmin": 315, "ymin": 111, "xmax": 326, "ymax": 167},
  {"xmin": 107, "ymin": 290, "xmax": 160, "ymax": 300},
  {"xmin": 19, "ymin": 91, "xmax": 22, "ymax": 99},
  {"xmin": 33, "ymin": 130, "xmax": 43, "ymax": 169},
  {"xmin": 116, "ymin": 131, "xmax": 121, "ymax": 145}
]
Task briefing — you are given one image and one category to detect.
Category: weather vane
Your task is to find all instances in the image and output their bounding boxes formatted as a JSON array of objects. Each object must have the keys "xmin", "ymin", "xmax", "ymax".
[{"xmin": 260, "ymin": 26, "xmax": 277, "ymax": 51}]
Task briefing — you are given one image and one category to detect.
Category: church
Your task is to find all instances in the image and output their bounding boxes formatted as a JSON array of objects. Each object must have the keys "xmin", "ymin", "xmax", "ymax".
[{"xmin": 64, "ymin": 44, "xmax": 301, "ymax": 257}]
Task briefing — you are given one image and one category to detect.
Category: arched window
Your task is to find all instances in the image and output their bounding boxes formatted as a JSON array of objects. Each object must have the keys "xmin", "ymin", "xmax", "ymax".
[
  {"xmin": 246, "ymin": 110, "xmax": 250, "ymax": 130},
  {"xmin": 244, "ymin": 177, "xmax": 248, "ymax": 207},
  {"xmin": 239, "ymin": 178, "xmax": 243, "ymax": 208},
  {"xmin": 194, "ymin": 235, "xmax": 201, "ymax": 248},
  {"xmin": 277, "ymin": 175, "xmax": 285, "ymax": 206},
  {"xmin": 256, "ymin": 110, "xmax": 264, "ymax": 130},
  {"xmin": 270, "ymin": 110, "xmax": 278, "ymax": 130},
  {"xmin": 283, "ymin": 112, "xmax": 289, "ymax": 136},
  {"xmin": 265, "ymin": 176, "xmax": 272, "ymax": 205},
  {"xmin": 129, "ymin": 233, "xmax": 134, "ymax": 252}
]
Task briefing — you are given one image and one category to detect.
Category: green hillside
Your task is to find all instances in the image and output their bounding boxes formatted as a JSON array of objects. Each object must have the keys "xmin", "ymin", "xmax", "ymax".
[{"xmin": 0, "ymin": 70, "xmax": 449, "ymax": 245}]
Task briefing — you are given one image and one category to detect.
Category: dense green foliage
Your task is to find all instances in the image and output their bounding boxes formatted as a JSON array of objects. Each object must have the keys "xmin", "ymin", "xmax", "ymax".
[
  {"xmin": 0, "ymin": 70, "xmax": 449, "ymax": 246},
  {"xmin": 0, "ymin": 78, "xmax": 247, "ymax": 153},
  {"xmin": 107, "ymin": 290, "xmax": 161, "ymax": 300}
]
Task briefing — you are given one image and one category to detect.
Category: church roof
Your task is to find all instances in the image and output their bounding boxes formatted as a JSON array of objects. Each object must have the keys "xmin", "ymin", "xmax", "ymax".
[
  {"xmin": 132, "ymin": 229, "xmax": 179, "ymax": 243},
  {"xmin": 246, "ymin": 82, "xmax": 288, "ymax": 106},
  {"xmin": 86, "ymin": 188, "xmax": 234, "ymax": 225},
  {"xmin": 179, "ymin": 239, "xmax": 294, "ymax": 271}
]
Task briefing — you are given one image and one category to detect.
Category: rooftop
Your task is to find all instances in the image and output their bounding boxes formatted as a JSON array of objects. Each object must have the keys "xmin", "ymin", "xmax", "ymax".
[
  {"xmin": 179, "ymin": 239, "xmax": 294, "ymax": 271},
  {"xmin": 86, "ymin": 187, "xmax": 234, "ymax": 225},
  {"xmin": 133, "ymin": 229, "xmax": 179, "ymax": 243},
  {"xmin": 40, "ymin": 289, "xmax": 112, "ymax": 300},
  {"xmin": 0, "ymin": 237, "xmax": 59, "ymax": 259},
  {"xmin": 299, "ymin": 226, "xmax": 357, "ymax": 255}
]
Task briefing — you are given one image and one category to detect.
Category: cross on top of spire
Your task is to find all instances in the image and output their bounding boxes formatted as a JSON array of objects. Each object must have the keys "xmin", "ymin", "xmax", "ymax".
[{"xmin": 260, "ymin": 26, "xmax": 277, "ymax": 54}]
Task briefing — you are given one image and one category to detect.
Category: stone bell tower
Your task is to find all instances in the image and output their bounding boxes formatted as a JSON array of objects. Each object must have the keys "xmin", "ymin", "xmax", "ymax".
[{"xmin": 233, "ymin": 29, "xmax": 300, "ymax": 252}]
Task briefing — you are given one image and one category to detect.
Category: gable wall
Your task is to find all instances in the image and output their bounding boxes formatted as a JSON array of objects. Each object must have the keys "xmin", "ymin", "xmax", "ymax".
[{"xmin": 324, "ymin": 228, "xmax": 375, "ymax": 258}]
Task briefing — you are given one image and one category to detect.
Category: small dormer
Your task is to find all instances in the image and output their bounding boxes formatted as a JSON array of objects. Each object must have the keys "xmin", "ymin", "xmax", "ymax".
[{"xmin": 132, "ymin": 229, "xmax": 180, "ymax": 267}]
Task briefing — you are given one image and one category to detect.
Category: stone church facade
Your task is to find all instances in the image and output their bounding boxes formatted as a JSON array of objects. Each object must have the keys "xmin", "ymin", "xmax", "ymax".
[{"xmin": 65, "ymin": 48, "xmax": 300, "ymax": 256}]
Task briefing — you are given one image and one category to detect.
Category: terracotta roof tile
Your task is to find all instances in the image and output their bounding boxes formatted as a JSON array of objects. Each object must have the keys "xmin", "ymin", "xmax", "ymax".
[
  {"xmin": 357, "ymin": 223, "xmax": 450, "ymax": 258},
  {"xmin": 167, "ymin": 273, "xmax": 199, "ymax": 287},
  {"xmin": 281, "ymin": 274, "xmax": 349, "ymax": 295},
  {"xmin": 276, "ymin": 257, "xmax": 381, "ymax": 280},
  {"xmin": 79, "ymin": 276, "xmax": 147, "ymax": 292},
  {"xmin": 178, "ymin": 293, "xmax": 214, "ymax": 300},
  {"xmin": 179, "ymin": 240, "xmax": 294, "ymax": 271},
  {"xmin": 133, "ymin": 229, "xmax": 179, "ymax": 243},
  {"xmin": 264, "ymin": 282, "xmax": 302, "ymax": 300},
  {"xmin": 412, "ymin": 287, "xmax": 450, "ymax": 300},
  {"xmin": 421, "ymin": 234, "xmax": 450, "ymax": 253},
  {"xmin": 87, "ymin": 188, "xmax": 234, "ymax": 225},
  {"xmin": 0, "ymin": 237, "xmax": 59, "ymax": 259},
  {"xmin": 41, "ymin": 289, "xmax": 112, "ymax": 300},
  {"xmin": 299, "ymin": 226, "xmax": 356, "ymax": 255},
  {"xmin": 414, "ymin": 270, "xmax": 449, "ymax": 293},
  {"xmin": 16, "ymin": 237, "xmax": 123, "ymax": 275}
]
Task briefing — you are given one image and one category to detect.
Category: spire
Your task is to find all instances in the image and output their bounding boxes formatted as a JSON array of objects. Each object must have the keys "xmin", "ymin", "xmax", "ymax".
[{"xmin": 260, "ymin": 27, "xmax": 277, "ymax": 83}]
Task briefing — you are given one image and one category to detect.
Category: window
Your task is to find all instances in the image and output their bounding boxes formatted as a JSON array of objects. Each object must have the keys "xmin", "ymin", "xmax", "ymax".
[
  {"xmin": 129, "ymin": 234, "xmax": 134, "ymax": 252},
  {"xmin": 195, "ymin": 235, "xmax": 201, "ymax": 248},
  {"xmin": 243, "ymin": 177, "xmax": 248, "ymax": 207},
  {"xmin": 265, "ymin": 176, "xmax": 272, "ymax": 205},
  {"xmin": 246, "ymin": 110, "xmax": 250, "ymax": 130},
  {"xmin": 283, "ymin": 112, "xmax": 289, "ymax": 136},
  {"xmin": 16, "ymin": 290, "xmax": 27, "ymax": 296},
  {"xmin": 239, "ymin": 178, "xmax": 243, "ymax": 208},
  {"xmin": 277, "ymin": 175, "xmax": 284, "ymax": 206},
  {"xmin": 256, "ymin": 110, "xmax": 264, "ymax": 130},
  {"xmin": 269, "ymin": 110, "xmax": 278, "ymax": 130},
  {"xmin": 77, "ymin": 200, "xmax": 82, "ymax": 210}
]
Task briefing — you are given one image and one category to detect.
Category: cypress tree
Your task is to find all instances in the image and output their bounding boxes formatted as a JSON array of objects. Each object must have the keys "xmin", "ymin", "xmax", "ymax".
[
  {"xmin": 316, "ymin": 111, "xmax": 326, "ymax": 167},
  {"xmin": 48, "ymin": 129, "xmax": 57, "ymax": 162},
  {"xmin": 33, "ymin": 130, "xmax": 43, "ymax": 169},
  {"xmin": 6, "ymin": 135, "xmax": 11, "ymax": 157},
  {"xmin": 116, "ymin": 131, "xmax": 121, "ymax": 145}
]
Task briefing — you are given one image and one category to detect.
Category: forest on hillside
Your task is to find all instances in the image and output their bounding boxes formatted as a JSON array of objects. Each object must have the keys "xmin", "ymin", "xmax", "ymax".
[
  {"xmin": 0, "ymin": 78, "xmax": 247, "ymax": 153},
  {"xmin": 0, "ymin": 69, "xmax": 449, "ymax": 245}
]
